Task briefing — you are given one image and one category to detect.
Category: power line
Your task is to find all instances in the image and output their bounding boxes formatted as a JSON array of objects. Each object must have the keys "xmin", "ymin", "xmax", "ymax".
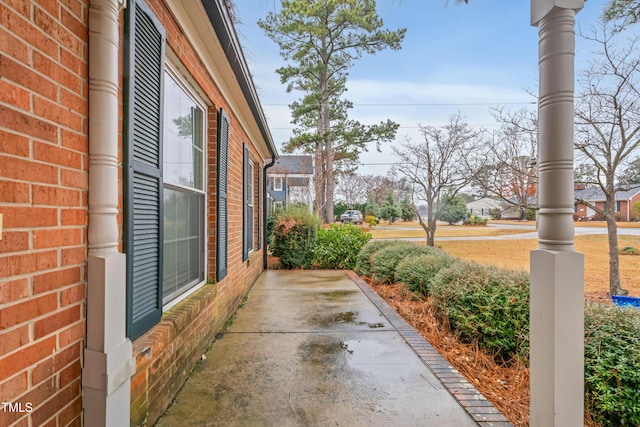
[{"xmin": 263, "ymin": 101, "xmax": 536, "ymax": 107}]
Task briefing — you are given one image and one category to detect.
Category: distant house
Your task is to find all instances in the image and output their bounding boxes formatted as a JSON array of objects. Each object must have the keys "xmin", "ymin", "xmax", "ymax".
[
  {"xmin": 466, "ymin": 197, "xmax": 502, "ymax": 219},
  {"xmin": 267, "ymin": 155, "xmax": 314, "ymax": 211},
  {"xmin": 574, "ymin": 184, "xmax": 640, "ymax": 221}
]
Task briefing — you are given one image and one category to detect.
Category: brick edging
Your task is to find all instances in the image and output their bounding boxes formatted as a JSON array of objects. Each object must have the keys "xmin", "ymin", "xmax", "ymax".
[{"xmin": 346, "ymin": 270, "xmax": 514, "ymax": 427}]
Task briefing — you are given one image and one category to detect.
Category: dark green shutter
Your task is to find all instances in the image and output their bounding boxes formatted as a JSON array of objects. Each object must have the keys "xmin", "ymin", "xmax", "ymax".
[
  {"xmin": 243, "ymin": 145, "xmax": 250, "ymax": 261},
  {"xmin": 216, "ymin": 109, "xmax": 229, "ymax": 280},
  {"xmin": 124, "ymin": 0, "xmax": 165, "ymax": 340}
]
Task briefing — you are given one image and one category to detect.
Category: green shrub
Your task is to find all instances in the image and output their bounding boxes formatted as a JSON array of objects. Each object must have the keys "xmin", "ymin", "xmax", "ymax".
[
  {"xmin": 370, "ymin": 242, "xmax": 425, "ymax": 285},
  {"xmin": 621, "ymin": 246, "xmax": 639, "ymax": 255},
  {"xmin": 584, "ymin": 303, "xmax": 640, "ymax": 427},
  {"xmin": 353, "ymin": 240, "xmax": 398, "ymax": 277},
  {"xmin": 314, "ymin": 224, "xmax": 371, "ymax": 270},
  {"xmin": 430, "ymin": 261, "xmax": 530, "ymax": 363},
  {"xmin": 394, "ymin": 250, "xmax": 453, "ymax": 295},
  {"xmin": 272, "ymin": 207, "xmax": 320, "ymax": 269}
]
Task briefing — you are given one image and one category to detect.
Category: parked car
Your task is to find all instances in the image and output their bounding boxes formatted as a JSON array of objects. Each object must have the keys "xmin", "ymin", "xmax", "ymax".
[{"xmin": 339, "ymin": 210, "xmax": 363, "ymax": 224}]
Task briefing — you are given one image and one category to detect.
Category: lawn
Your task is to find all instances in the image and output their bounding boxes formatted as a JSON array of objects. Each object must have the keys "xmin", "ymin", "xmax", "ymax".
[{"xmin": 367, "ymin": 221, "xmax": 640, "ymax": 297}]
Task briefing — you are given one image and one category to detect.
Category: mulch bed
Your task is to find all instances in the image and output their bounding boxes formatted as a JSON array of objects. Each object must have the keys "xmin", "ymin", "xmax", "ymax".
[{"xmin": 368, "ymin": 281, "xmax": 530, "ymax": 427}]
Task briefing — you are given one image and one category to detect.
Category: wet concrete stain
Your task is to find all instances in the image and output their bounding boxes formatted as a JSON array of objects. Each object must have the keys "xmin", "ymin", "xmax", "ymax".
[
  {"xmin": 320, "ymin": 290, "xmax": 357, "ymax": 300},
  {"xmin": 307, "ymin": 311, "xmax": 364, "ymax": 327}
]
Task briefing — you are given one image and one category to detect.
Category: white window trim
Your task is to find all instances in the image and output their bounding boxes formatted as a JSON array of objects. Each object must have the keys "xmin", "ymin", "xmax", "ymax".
[
  {"xmin": 162, "ymin": 64, "xmax": 208, "ymax": 310},
  {"xmin": 273, "ymin": 176, "xmax": 283, "ymax": 191}
]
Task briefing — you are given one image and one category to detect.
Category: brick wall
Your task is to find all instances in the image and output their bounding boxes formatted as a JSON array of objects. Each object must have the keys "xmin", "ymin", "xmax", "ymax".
[
  {"xmin": 127, "ymin": 1, "xmax": 268, "ymax": 425},
  {"xmin": 0, "ymin": 1, "xmax": 89, "ymax": 426}
]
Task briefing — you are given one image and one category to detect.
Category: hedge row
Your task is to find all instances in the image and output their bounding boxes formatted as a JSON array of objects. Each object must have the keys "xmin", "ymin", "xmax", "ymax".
[{"xmin": 355, "ymin": 240, "xmax": 640, "ymax": 426}]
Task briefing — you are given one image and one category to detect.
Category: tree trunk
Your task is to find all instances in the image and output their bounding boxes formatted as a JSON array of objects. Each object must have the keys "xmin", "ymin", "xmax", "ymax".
[
  {"xmin": 314, "ymin": 141, "xmax": 324, "ymax": 216},
  {"xmin": 316, "ymin": 68, "xmax": 329, "ymax": 222},
  {"xmin": 605, "ymin": 191, "xmax": 628, "ymax": 295}
]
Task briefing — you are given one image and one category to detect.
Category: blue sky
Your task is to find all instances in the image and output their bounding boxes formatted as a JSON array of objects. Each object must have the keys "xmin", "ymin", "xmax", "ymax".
[{"xmin": 233, "ymin": 1, "xmax": 609, "ymax": 174}]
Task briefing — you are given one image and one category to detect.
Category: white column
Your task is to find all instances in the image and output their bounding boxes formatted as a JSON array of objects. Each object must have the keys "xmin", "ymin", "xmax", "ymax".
[
  {"xmin": 530, "ymin": 1, "xmax": 584, "ymax": 426},
  {"xmin": 84, "ymin": 1, "xmax": 135, "ymax": 426}
]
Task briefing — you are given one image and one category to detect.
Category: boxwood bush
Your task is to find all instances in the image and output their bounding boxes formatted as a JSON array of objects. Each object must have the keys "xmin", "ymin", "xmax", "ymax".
[
  {"xmin": 370, "ymin": 242, "xmax": 426, "ymax": 285},
  {"xmin": 394, "ymin": 250, "xmax": 453, "ymax": 295},
  {"xmin": 429, "ymin": 261, "xmax": 530, "ymax": 363},
  {"xmin": 353, "ymin": 240, "xmax": 399, "ymax": 277},
  {"xmin": 584, "ymin": 303, "xmax": 640, "ymax": 427},
  {"xmin": 314, "ymin": 224, "xmax": 371, "ymax": 270},
  {"xmin": 272, "ymin": 207, "xmax": 320, "ymax": 269}
]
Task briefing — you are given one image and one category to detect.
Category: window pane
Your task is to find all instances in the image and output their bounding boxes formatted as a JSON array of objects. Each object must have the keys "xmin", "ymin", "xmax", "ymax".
[
  {"xmin": 163, "ymin": 187, "xmax": 204, "ymax": 302},
  {"xmin": 163, "ymin": 74, "xmax": 204, "ymax": 190}
]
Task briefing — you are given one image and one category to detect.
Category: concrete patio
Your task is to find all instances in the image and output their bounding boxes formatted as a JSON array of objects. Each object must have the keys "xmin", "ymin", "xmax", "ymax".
[{"xmin": 155, "ymin": 270, "xmax": 511, "ymax": 426}]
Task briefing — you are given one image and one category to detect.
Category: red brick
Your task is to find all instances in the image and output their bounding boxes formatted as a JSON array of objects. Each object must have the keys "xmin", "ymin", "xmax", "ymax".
[
  {"xmin": 0, "ymin": 371, "xmax": 28, "ymax": 400},
  {"xmin": 60, "ymin": 48, "xmax": 87, "ymax": 79},
  {"xmin": 60, "ymin": 88, "xmax": 88, "ymax": 116},
  {"xmin": 61, "ymin": 209, "xmax": 87, "ymax": 226},
  {"xmin": 33, "ymin": 96, "xmax": 83, "ymax": 132},
  {"xmin": 58, "ymin": 395, "xmax": 82, "ymax": 426},
  {"xmin": 62, "ymin": 246, "xmax": 85, "ymax": 266},
  {"xmin": 0, "ymin": 51, "xmax": 58, "ymax": 101},
  {"xmin": 34, "ymin": 0, "xmax": 60, "ymax": 18},
  {"xmin": 0, "ymin": 129, "xmax": 30, "ymax": 157},
  {"xmin": 0, "ymin": 27, "xmax": 31, "ymax": 64},
  {"xmin": 0, "ymin": 79, "xmax": 30, "ymax": 111},
  {"xmin": 61, "ymin": 129, "xmax": 87, "ymax": 152},
  {"xmin": 0, "ymin": 231, "xmax": 29, "ymax": 254},
  {"xmin": 33, "ymin": 185, "xmax": 81, "ymax": 206},
  {"xmin": 61, "ymin": 169, "xmax": 87, "ymax": 189},
  {"xmin": 35, "ymin": 6, "xmax": 83, "ymax": 56},
  {"xmin": 31, "ymin": 356, "xmax": 54, "ymax": 385},
  {"xmin": 31, "ymin": 380, "xmax": 80, "ymax": 427},
  {"xmin": 60, "ymin": 0, "xmax": 85, "ymax": 19},
  {"xmin": 2, "ymin": 206, "xmax": 58, "ymax": 228},
  {"xmin": 0, "ymin": 106, "xmax": 58, "ymax": 143},
  {"xmin": 0, "ymin": 155, "xmax": 59, "ymax": 185},
  {"xmin": 34, "ymin": 306, "xmax": 81, "ymax": 339},
  {"xmin": 0, "ymin": 336, "xmax": 57, "ymax": 379},
  {"xmin": 61, "ymin": 7, "xmax": 87, "ymax": 43},
  {"xmin": 34, "ymin": 51, "xmax": 82, "ymax": 95},
  {"xmin": 0, "ymin": 325, "xmax": 29, "ymax": 357},
  {"xmin": 0, "ymin": 293, "xmax": 57, "ymax": 329},
  {"xmin": 33, "ymin": 266, "xmax": 81, "ymax": 294},
  {"xmin": 34, "ymin": 141, "xmax": 83, "ymax": 169},
  {"xmin": 59, "ymin": 322, "xmax": 84, "ymax": 348},
  {"xmin": 33, "ymin": 228, "xmax": 81, "ymax": 249},
  {"xmin": 59, "ymin": 360, "xmax": 81, "ymax": 388},
  {"xmin": 22, "ymin": 376, "xmax": 56, "ymax": 410},
  {"xmin": 0, "ymin": 250, "xmax": 58, "ymax": 276},
  {"xmin": 0, "ymin": 278, "xmax": 29, "ymax": 303},
  {"xmin": 4, "ymin": 0, "xmax": 30, "ymax": 18},
  {"xmin": 61, "ymin": 283, "xmax": 85, "ymax": 306},
  {"xmin": 0, "ymin": 180, "xmax": 30, "ymax": 203},
  {"xmin": 36, "ymin": 250, "xmax": 58, "ymax": 271}
]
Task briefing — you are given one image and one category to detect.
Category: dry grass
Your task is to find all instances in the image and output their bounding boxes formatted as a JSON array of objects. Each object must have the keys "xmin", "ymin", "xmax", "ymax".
[
  {"xmin": 438, "ymin": 235, "xmax": 640, "ymax": 296},
  {"xmin": 366, "ymin": 220, "xmax": 640, "ymax": 297}
]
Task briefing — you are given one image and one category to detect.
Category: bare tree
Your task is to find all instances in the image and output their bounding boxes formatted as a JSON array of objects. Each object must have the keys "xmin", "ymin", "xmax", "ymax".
[
  {"xmin": 574, "ymin": 26, "xmax": 640, "ymax": 296},
  {"xmin": 335, "ymin": 171, "xmax": 368, "ymax": 208},
  {"xmin": 393, "ymin": 114, "xmax": 484, "ymax": 246},
  {"xmin": 471, "ymin": 107, "xmax": 538, "ymax": 220}
]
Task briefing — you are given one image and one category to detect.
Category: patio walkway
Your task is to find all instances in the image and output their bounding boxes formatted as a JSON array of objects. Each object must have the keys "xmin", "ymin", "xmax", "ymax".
[{"xmin": 156, "ymin": 270, "xmax": 512, "ymax": 426}]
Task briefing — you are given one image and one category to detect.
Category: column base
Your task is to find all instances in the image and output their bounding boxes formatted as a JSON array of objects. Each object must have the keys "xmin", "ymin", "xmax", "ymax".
[{"xmin": 530, "ymin": 249, "xmax": 584, "ymax": 427}]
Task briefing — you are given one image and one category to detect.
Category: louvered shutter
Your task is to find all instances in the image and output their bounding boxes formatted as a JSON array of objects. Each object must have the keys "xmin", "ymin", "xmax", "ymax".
[
  {"xmin": 124, "ymin": 0, "xmax": 165, "ymax": 340},
  {"xmin": 216, "ymin": 109, "xmax": 229, "ymax": 280},
  {"xmin": 243, "ymin": 145, "xmax": 250, "ymax": 261},
  {"xmin": 257, "ymin": 165, "xmax": 262, "ymax": 250}
]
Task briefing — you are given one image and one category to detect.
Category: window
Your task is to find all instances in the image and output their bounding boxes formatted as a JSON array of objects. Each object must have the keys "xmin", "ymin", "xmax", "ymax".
[
  {"xmin": 274, "ymin": 177, "xmax": 283, "ymax": 191},
  {"xmin": 162, "ymin": 72, "xmax": 206, "ymax": 305},
  {"xmin": 616, "ymin": 201, "xmax": 621, "ymax": 212},
  {"xmin": 125, "ymin": 0, "xmax": 210, "ymax": 338},
  {"xmin": 243, "ymin": 145, "xmax": 254, "ymax": 260}
]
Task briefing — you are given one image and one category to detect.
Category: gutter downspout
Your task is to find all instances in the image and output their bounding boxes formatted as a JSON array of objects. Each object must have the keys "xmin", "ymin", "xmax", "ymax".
[
  {"xmin": 263, "ymin": 154, "xmax": 277, "ymax": 270},
  {"xmin": 84, "ymin": 1, "xmax": 135, "ymax": 425}
]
